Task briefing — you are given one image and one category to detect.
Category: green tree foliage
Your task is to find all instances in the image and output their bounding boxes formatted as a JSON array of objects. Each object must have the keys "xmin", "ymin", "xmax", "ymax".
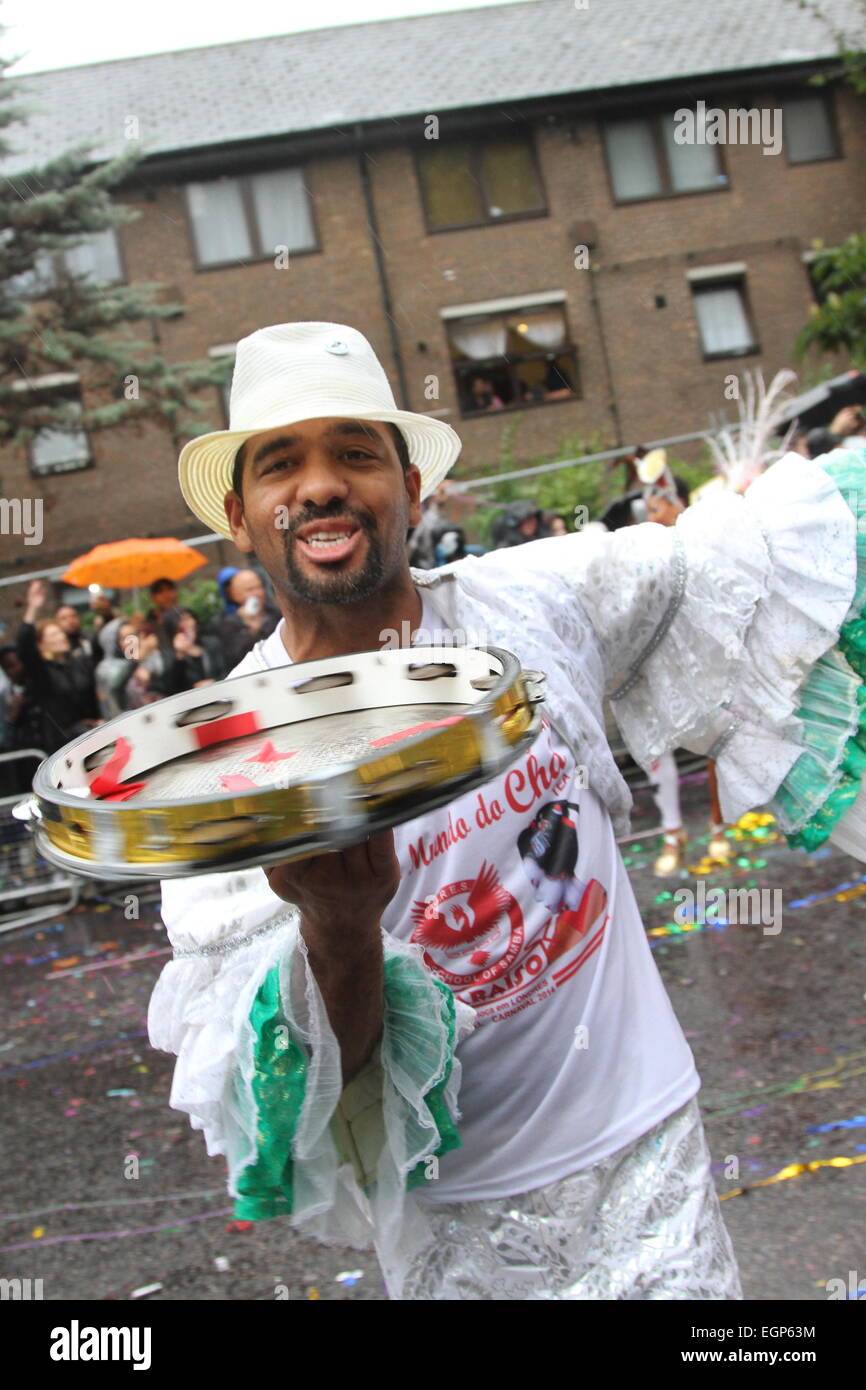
[
  {"xmin": 793, "ymin": 0, "xmax": 866, "ymax": 367},
  {"xmin": 463, "ymin": 420, "xmax": 714, "ymax": 546},
  {"xmin": 0, "ymin": 39, "xmax": 231, "ymax": 450},
  {"xmin": 795, "ymin": 231, "xmax": 866, "ymax": 369}
]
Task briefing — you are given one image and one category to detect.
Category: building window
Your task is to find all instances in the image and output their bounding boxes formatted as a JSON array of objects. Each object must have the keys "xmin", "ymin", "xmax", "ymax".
[
  {"xmin": 445, "ymin": 303, "xmax": 579, "ymax": 415},
  {"xmin": 6, "ymin": 229, "xmax": 124, "ymax": 297},
  {"xmin": 417, "ymin": 136, "xmax": 546, "ymax": 232},
  {"xmin": 783, "ymin": 94, "xmax": 839, "ymax": 164},
  {"xmin": 186, "ymin": 169, "xmax": 317, "ymax": 267},
  {"xmin": 690, "ymin": 276, "xmax": 758, "ymax": 359},
  {"xmin": 603, "ymin": 113, "xmax": 728, "ymax": 203},
  {"xmin": 28, "ymin": 393, "xmax": 92, "ymax": 476},
  {"xmin": 63, "ymin": 228, "xmax": 124, "ymax": 283}
]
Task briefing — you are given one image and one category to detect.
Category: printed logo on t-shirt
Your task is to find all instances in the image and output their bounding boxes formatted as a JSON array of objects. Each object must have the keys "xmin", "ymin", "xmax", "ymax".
[
  {"xmin": 408, "ymin": 782, "xmax": 609, "ymax": 1023},
  {"xmin": 411, "ymin": 861, "xmax": 525, "ymax": 989}
]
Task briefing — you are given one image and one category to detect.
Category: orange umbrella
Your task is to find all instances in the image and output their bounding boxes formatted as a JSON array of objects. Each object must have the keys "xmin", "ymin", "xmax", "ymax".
[{"xmin": 62, "ymin": 538, "xmax": 207, "ymax": 590}]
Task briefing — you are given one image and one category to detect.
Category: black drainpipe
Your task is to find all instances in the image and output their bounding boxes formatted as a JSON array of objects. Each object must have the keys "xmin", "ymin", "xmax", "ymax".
[
  {"xmin": 587, "ymin": 265, "xmax": 623, "ymax": 448},
  {"xmin": 356, "ymin": 127, "xmax": 410, "ymax": 409}
]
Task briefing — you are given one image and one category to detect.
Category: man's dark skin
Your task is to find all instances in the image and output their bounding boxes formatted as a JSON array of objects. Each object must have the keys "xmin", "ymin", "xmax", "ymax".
[{"xmin": 224, "ymin": 416, "xmax": 425, "ymax": 1082}]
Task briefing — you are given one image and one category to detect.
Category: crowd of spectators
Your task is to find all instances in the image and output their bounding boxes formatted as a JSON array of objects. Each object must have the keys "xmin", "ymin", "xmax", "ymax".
[
  {"xmin": 8, "ymin": 401, "xmax": 860, "ymax": 769},
  {"xmin": 0, "ymin": 568, "xmax": 280, "ymax": 773}
]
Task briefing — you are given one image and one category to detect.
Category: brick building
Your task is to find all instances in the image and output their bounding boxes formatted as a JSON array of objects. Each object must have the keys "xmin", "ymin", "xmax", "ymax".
[{"xmin": 1, "ymin": 0, "xmax": 865, "ymax": 599}]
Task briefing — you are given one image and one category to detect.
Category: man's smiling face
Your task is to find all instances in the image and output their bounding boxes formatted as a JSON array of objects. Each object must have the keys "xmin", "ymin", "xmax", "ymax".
[{"xmin": 224, "ymin": 417, "xmax": 422, "ymax": 607}]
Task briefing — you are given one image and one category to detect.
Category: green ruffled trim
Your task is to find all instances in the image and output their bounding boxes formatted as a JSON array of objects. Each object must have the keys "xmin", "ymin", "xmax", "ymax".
[
  {"xmin": 233, "ymin": 963, "xmax": 304, "ymax": 1221},
  {"xmin": 775, "ymin": 450, "xmax": 866, "ymax": 852},
  {"xmin": 783, "ymin": 683, "xmax": 866, "ymax": 851},
  {"xmin": 232, "ymin": 950, "xmax": 461, "ymax": 1220}
]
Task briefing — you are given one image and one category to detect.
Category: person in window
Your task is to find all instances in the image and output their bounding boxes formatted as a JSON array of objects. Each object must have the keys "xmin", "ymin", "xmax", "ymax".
[
  {"xmin": 16, "ymin": 580, "xmax": 101, "ymax": 753},
  {"xmin": 468, "ymin": 376, "xmax": 505, "ymax": 412},
  {"xmin": 542, "ymin": 357, "xmax": 573, "ymax": 401}
]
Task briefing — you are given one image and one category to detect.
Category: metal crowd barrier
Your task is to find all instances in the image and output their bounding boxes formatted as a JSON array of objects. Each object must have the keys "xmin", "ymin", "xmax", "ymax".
[{"xmin": 0, "ymin": 747, "xmax": 82, "ymax": 934}]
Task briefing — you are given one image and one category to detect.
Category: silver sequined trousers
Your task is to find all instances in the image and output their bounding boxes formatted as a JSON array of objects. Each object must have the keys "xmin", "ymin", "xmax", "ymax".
[{"xmin": 402, "ymin": 1098, "xmax": 742, "ymax": 1300}]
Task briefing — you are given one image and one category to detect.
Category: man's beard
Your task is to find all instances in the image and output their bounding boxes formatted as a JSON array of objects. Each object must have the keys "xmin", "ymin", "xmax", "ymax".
[{"xmin": 281, "ymin": 500, "xmax": 386, "ymax": 605}]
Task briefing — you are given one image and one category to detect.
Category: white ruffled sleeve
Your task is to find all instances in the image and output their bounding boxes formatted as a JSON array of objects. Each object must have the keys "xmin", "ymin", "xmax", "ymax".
[
  {"xmin": 511, "ymin": 452, "xmax": 863, "ymax": 854},
  {"xmin": 147, "ymin": 868, "xmax": 474, "ymax": 1283}
]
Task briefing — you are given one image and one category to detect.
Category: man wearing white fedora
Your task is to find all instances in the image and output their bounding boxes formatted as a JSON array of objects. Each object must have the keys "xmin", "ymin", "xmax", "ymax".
[{"xmin": 149, "ymin": 321, "xmax": 866, "ymax": 1299}]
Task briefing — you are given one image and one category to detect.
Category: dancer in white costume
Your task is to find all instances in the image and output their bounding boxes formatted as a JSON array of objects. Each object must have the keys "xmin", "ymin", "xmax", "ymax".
[
  {"xmin": 640, "ymin": 377, "xmax": 806, "ymax": 876},
  {"xmin": 148, "ymin": 327, "xmax": 866, "ymax": 1299}
]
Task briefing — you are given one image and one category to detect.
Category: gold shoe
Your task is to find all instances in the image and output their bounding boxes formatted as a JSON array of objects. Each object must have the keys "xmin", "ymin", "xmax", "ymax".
[
  {"xmin": 654, "ymin": 830, "xmax": 687, "ymax": 876},
  {"xmin": 707, "ymin": 823, "xmax": 732, "ymax": 861}
]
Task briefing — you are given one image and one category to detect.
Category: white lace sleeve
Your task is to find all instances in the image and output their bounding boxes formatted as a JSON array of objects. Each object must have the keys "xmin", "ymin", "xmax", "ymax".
[
  {"xmin": 148, "ymin": 869, "xmax": 474, "ymax": 1269},
  {"xmin": 482, "ymin": 454, "xmax": 857, "ymax": 822},
  {"xmin": 595, "ymin": 453, "xmax": 858, "ymax": 820}
]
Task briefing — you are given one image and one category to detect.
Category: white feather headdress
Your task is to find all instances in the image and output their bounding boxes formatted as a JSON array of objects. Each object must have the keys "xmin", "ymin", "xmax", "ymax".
[{"xmin": 706, "ymin": 369, "xmax": 799, "ymax": 494}]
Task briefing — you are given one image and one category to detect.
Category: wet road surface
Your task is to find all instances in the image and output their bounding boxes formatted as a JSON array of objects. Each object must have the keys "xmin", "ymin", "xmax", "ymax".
[{"xmin": 1, "ymin": 769, "xmax": 863, "ymax": 1301}]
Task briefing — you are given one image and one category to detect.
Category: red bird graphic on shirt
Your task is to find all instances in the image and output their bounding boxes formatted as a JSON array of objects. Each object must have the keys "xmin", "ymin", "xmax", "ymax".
[{"xmin": 411, "ymin": 860, "xmax": 513, "ymax": 963}]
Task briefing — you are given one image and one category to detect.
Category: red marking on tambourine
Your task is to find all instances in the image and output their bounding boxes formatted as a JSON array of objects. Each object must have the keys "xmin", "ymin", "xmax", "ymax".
[
  {"xmin": 369, "ymin": 715, "xmax": 462, "ymax": 749},
  {"xmin": 99, "ymin": 782, "xmax": 147, "ymax": 802},
  {"xmin": 245, "ymin": 739, "xmax": 297, "ymax": 764},
  {"xmin": 192, "ymin": 711, "xmax": 262, "ymax": 750},
  {"xmin": 89, "ymin": 736, "xmax": 146, "ymax": 800},
  {"xmin": 220, "ymin": 774, "xmax": 259, "ymax": 791}
]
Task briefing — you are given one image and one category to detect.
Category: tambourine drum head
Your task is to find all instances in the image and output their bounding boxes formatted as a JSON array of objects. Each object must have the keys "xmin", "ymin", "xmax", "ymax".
[
  {"xmin": 30, "ymin": 645, "xmax": 544, "ymax": 879},
  {"xmin": 139, "ymin": 703, "xmax": 459, "ymax": 800}
]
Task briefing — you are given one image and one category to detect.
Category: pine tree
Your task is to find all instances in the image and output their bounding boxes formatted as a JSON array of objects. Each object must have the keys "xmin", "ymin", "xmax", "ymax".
[{"xmin": 0, "ymin": 40, "xmax": 231, "ymax": 452}]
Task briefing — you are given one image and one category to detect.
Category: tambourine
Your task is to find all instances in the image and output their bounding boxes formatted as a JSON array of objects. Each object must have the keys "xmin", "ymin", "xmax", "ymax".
[{"xmin": 18, "ymin": 645, "xmax": 545, "ymax": 880}]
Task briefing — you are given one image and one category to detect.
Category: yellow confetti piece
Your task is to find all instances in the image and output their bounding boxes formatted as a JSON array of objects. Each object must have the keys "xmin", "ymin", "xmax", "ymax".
[
  {"xmin": 719, "ymin": 1153, "xmax": 866, "ymax": 1201},
  {"xmin": 32, "ymin": 1227, "xmax": 44, "ymax": 1239},
  {"xmin": 835, "ymin": 885, "xmax": 866, "ymax": 902},
  {"xmin": 307, "ymin": 1287, "xmax": 320, "ymax": 1300},
  {"xmin": 736, "ymin": 812, "xmax": 776, "ymax": 831}
]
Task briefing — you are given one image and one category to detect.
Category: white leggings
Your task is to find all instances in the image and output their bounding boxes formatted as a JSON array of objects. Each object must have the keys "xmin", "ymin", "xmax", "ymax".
[{"xmin": 648, "ymin": 750, "xmax": 682, "ymax": 832}]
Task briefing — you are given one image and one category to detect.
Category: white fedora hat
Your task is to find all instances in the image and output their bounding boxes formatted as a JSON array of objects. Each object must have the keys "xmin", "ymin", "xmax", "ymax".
[{"xmin": 178, "ymin": 321, "xmax": 462, "ymax": 538}]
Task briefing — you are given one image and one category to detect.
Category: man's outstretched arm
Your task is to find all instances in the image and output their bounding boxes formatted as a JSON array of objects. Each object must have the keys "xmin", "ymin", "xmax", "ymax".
[{"xmin": 265, "ymin": 828, "xmax": 399, "ymax": 1082}]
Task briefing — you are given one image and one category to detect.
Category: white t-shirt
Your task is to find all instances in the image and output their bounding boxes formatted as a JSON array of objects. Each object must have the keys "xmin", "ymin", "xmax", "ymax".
[{"xmin": 255, "ymin": 596, "xmax": 698, "ymax": 1203}]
